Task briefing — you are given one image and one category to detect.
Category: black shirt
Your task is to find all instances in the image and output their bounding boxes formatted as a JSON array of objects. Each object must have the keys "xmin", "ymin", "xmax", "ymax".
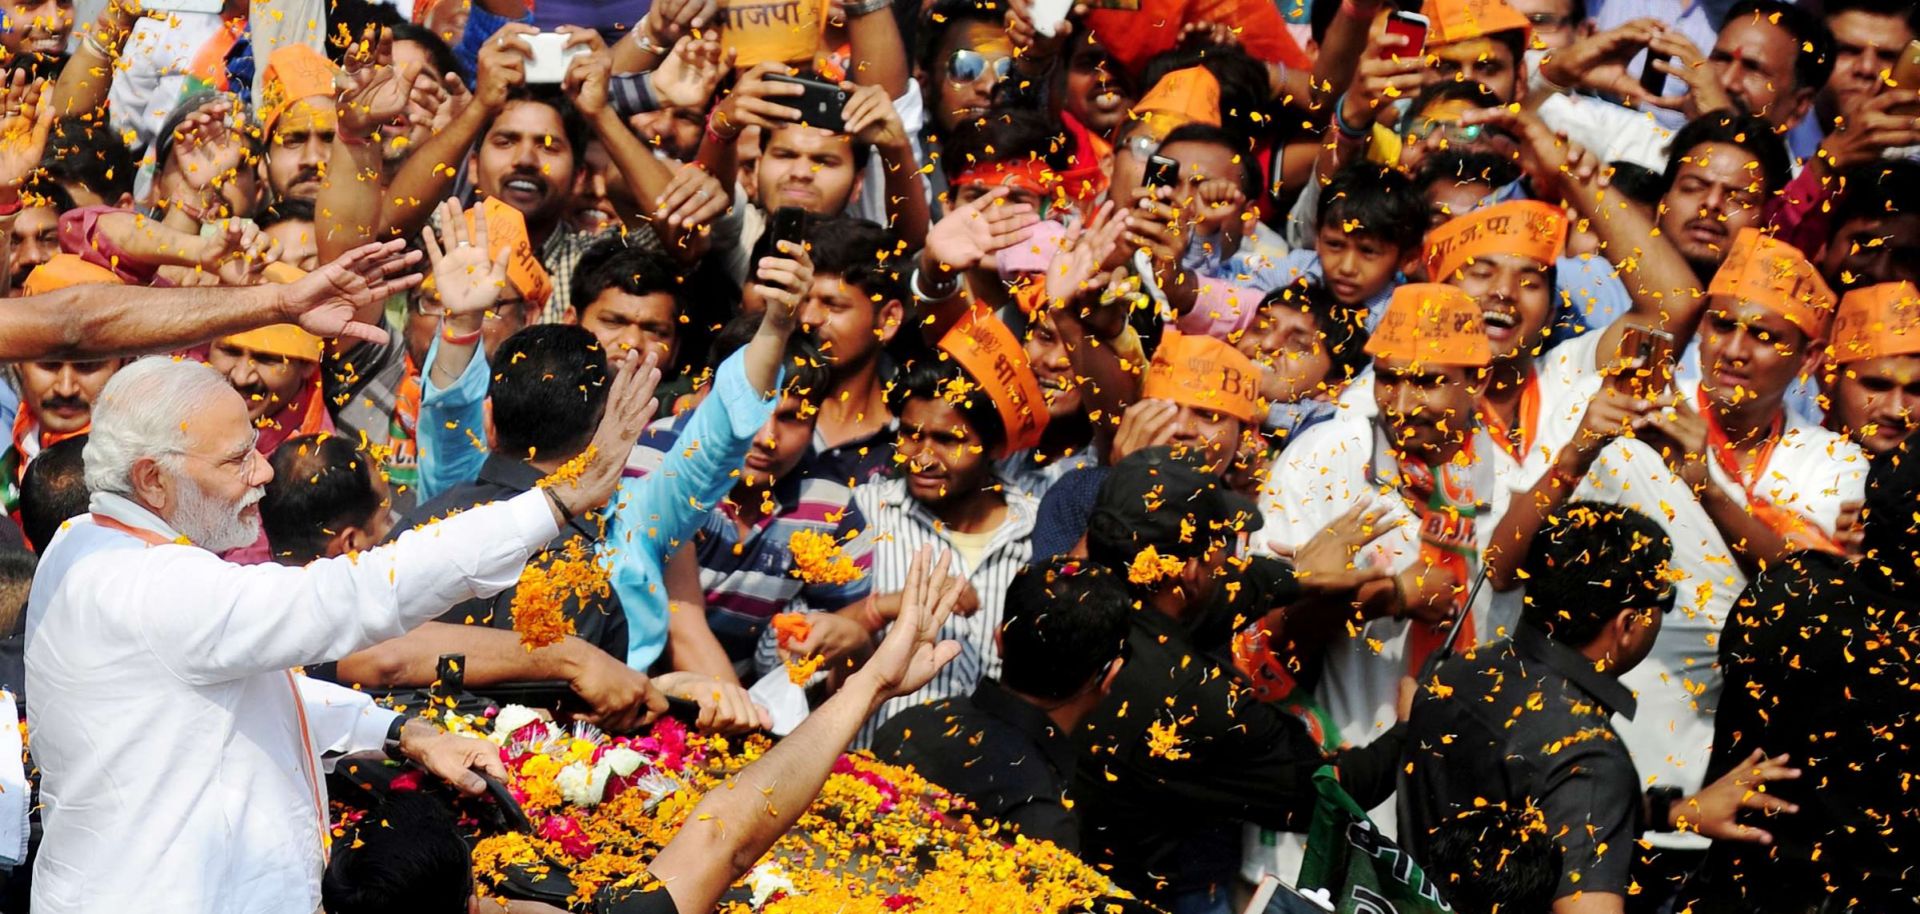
[
  {"xmin": 310, "ymin": 454, "xmax": 628, "ymax": 687},
  {"xmin": 1073, "ymin": 604, "xmax": 1406, "ymax": 904},
  {"xmin": 1398, "ymin": 628, "xmax": 1642, "ymax": 901},
  {"xmin": 1690, "ymin": 552, "xmax": 1920, "ymax": 913},
  {"xmin": 869, "ymin": 678, "xmax": 1082, "ymax": 851}
]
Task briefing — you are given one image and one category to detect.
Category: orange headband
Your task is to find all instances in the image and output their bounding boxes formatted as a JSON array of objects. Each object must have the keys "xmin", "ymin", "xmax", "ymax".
[
  {"xmin": 1425, "ymin": 0, "xmax": 1533, "ymax": 46},
  {"xmin": 1708, "ymin": 228, "xmax": 1837, "ymax": 339},
  {"xmin": 1141, "ymin": 330, "xmax": 1262, "ymax": 423},
  {"xmin": 937, "ymin": 306, "xmax": 1050, "ymax": 457},
  {"xmin": 1829, "ymin": 282, "xmax": 1920, "ymax": 365},
  {"xmin": 952, "ymin": 160, "xmax": 1062, "ymax": 198},
  {"xmin": 1424, "ymin": 199, "xmax": 1568, "ymax": 281},
  {"xmin": 1364, "ymin": 283, "xmax": 1492, "ymax": 367}
]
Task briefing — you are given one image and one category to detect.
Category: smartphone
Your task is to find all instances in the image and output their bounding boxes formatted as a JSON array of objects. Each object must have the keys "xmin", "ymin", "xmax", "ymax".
[
  {"xmin": 767, "ymin": 74, "xmax": 850, "ymax": 134},
  {"xmin": 997, "ymin": 219, "xmax": 1069, "ymax": 279},
  {"xmin": 1144, "ymin": 154, "xmax": 1181, "ymax": 188},
  {"xmin": 1610, "ymin": 323, "xmax": 1675, "ymax": 397},
  {"xmin": 1891, "ymin": 39, "xmax": 1920, "ymax": 115},
  {"xmin": 1379, "ymin": 11, "xmax": 1429, "ymax": 61},
  {"xmin": 1029, "ymin": 0, "xmax": 1075, "ymax": 38},
  {"xmin": 769, "ymin": 206, "xmax": 808, "ymax": 252},
  {"xmin": 1639, "ymin": 51, "xmax": 1673, "ymax": 98},
  {"xmin": 523, "ymin": 32, "xmax": 587, "ymax": 85}
]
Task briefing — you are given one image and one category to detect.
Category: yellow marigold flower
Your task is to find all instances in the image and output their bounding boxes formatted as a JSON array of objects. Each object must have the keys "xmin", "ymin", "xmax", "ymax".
[
  {"xmin": 788, "ymin": 529, "xmax": 862, "ymax": 585},
  {"xmin": 1126, "ymin": 545, "xmax": 1186, "ymax": 585},
  {"xmin": 510, "ymin": 537, "xmax": 609, "ymax": 650}
]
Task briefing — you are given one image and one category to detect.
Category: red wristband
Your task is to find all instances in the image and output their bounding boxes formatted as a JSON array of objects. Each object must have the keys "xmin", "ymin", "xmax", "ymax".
[{"xmin": 440, "ymin": 323, "xmax": 483, "ymax": 346}]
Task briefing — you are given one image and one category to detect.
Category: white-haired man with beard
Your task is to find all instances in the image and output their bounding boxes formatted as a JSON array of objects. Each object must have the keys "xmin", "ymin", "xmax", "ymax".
[{"xmin": 22, "ymin": 350, "xmax": 664, "ymax": 914}]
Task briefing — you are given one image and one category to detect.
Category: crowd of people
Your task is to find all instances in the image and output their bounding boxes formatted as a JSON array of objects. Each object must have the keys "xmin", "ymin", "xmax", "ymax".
[{"xmin": 0, "ymin": 0, "xmax": 1914, "ymax": 910}]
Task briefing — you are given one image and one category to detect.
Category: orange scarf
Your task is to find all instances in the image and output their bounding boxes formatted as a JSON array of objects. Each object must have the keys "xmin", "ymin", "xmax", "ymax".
[
  {"xmin": 1479, "ymin": 368, "xmax": 1540, "ymax": 465},
  {"xmin": 10, "ymin": 408, "xmax": 88, "ymax": 482},
  {"xmin": 1697, "ymin": 388, "xmax": 1843, "ymax": 555}
]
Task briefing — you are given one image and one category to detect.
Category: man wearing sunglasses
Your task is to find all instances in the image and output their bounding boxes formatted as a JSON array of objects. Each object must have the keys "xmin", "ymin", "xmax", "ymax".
[
  {"xmin": 1400, "ymin": 502, "xmax": 1797, "ymax": 914},
  {"xmin": 918, "ymin": 0, "xmax": 1016, "ymax": 136},
  {"xmin": 870, "ymin": 556, "xmax": 1131, "ymax": 852}
]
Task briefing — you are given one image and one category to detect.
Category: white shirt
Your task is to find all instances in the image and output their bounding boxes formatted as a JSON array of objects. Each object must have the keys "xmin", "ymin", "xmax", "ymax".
[
  {"xmin": 25, "ymin": 488, "xmax": 558, "ymax": 914},
  {"xmin": 109, "ymin": 12, "xmax": 225, "ymax": 157},
  {"xmin": 1570, "ymin": 381, "xmax": 1867, "ymax": 847}
]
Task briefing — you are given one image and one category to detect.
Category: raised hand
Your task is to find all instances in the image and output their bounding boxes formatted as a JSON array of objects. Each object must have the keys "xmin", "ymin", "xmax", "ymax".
[
  {"xmin": 420, "ymin": 198, "xmax": 511, "ymax": 318},
  {"xmin": 714, "ymin": 62, "xmax": 806, "ymax": 133},
  {"xmin": 560, "ymin": 26, "xmax": 615, "ymax": 119},
  {"xmin": 1673, "ymin": 749, "xmax": 1801, "ymax": 844},
  {"xmin": 842, "ymin": 82, "xmax": 910, "ymax": 152},
  {"xmin": 922, "ymin": 185, "xmax": 1039, "ymax": 273},
  {"xmin": 280, "ymin": 239, "xmax": 422, "ymax": 341},
  {"xmin": 1816, "ymin": 89, "xmax": 1920, "ymax": 174},
  {"xmin": 337, "ymin": 29, "xmax": 407, "ymax": 141},
  {"xmin": 544, "ymin": 350, "xmax": 665, "ymax": 518},
  {"xmin": 1538, "ymin": 18, "xmax": 1669, "ymax": 108},
  {"xmin": 1109, "ymin": 398, "xmax": 1180, "ymax": 462},
  {"xmin": 474, "ymin": 23, "xmax": 535, "ymax": 111},
  {"xmin": 0, "ymin": 72, "xmax": 53, "ymax": 205},
  {"xmin": 1646, "ymin": 30, "xmax": 1732, "ymax": 119},
  {"xmin": 655, "ymin": 163, "xmax": 728, "ymax": 233},
  {"xmin": 751, "ymin": 239, "xmax": 815, "ymax": 329},
  {"xmin": 1285, "ymin": 500, "xmax": 1403, "ymax": 594},
  {"xmin": 1044, "ymin": 200, "xmax": 1126, "ymax": 307},
  {"xmin": 1339, "ymin": 22, "xmax": 1430, "ymax": 132},
  {"xmin": 642, "ymin": 0, "xmax": 719, "ymax": 48},
  {"xmin": 653, "ymin": 35, "xmax": 731, "ymax": 111},
  {"xmin": 851, "ymin": 547, "xmax": 967, "ymax": 702},
  {"xmin": 169, "ymin": 97, "xmax": 248, "ymax": 195}
]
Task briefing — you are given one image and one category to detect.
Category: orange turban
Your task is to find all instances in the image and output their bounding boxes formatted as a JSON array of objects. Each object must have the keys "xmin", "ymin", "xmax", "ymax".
[
  {"xmin": 1425, "ymin": 0, "xmax": 1532, "ymax": 46},
  {"xmin": 1141, "ymin": 331, "xmax": 1262, "ymax": 423},
  {"xmin": 938, "ymin": 306, "xmax": 1050, "ymax": 456},
  {"xmin": 1829, "ymin": 282, "xmax": 1920, "ymax": 365},
  {"xmin": 1423, "ymin": 200, "xmax": 1568, "ymax": 281},
  {"xmin": 22, "ymin": 253, "xmax": 124, "ymax": 296},
  {"xmin": 1365, "ymin": 283, "xmax": 1492, "ymax": 367},
  {"xmin": 1707, "ymin": 228, "xmax": 1837, "ymax": 339}
]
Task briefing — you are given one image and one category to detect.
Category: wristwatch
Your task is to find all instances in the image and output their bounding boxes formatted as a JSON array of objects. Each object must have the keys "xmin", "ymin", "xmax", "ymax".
[
  {"xmin": 383, "ymin": 716, "xmax": 407, "ymax": 760},
  {"xmin": 1647, "ymin": 784, "xmax": 1685, "ymax": 832}
]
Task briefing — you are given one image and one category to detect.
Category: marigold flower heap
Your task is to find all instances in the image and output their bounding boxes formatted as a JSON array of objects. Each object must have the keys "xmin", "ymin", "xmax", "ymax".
[
  {"xmin": 788, "ymin": 529, "xmax": 863, "ymax": 586},
  {"xmin": 509, "ymin": 537, "xmax": 610, "ymax": 650},
  {"xmin": 470, "ymin": 710, "xmax": 1126, "ymax": 912}
]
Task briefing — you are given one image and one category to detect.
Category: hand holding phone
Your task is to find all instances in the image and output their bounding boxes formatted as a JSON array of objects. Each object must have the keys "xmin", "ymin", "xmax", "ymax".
[
  {"xmin": 766, "ymin": 74, "xmax": 850, "ymax": 133},
  {"xmin": 524, "ymin": 32, "xmax": 587, "ymax": 85},
  {"xmin": 1639, "ymin": 51, "xmax": 1674, "ymax": 99},
  {"xmin": 1144, "ymin": 154, "xmax": 1180, "ymax": 188},
  {"xmin": 1609, "ymin": 323, "xmax": 1675, "ymax": 398},
  {"xmin": 1028, "ymin": 0, "xmax": 1075, "ymax": 38},
  {"xmin": 1379, "ymin": 11, "xmax": 1429, "ymax": 61}
]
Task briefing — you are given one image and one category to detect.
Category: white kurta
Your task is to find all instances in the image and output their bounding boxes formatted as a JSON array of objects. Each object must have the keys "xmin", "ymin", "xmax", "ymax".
[
  {"xmin": 25, "ymin": 489, "xmax": 558, "ymax": 914},
  {"xmin": 1571, "ymin": 381, "xmax": 1867, "ymax": 849}
]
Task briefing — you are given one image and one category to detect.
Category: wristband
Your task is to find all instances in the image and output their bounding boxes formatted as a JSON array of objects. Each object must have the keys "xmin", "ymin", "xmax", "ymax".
[
  {"xmin": 542, "ymin": 484, "xmax": 572, "ymax": 521},
  {"xmin": 706, "ymin": 110, "xmax": 740, "ymax": 145},
  {"xmin": 1647, "ymin": 785, "xmax": 1685, "ymax": 833},
  {"xmin": 441, "ymin": 324, "xmax": 483, "ymax": 346},
  {"xmin": 859, "ymin": 598, "xmax": 887, "ymax": 633},
  {"xmin": 383, "ymin": 716, "xmax": 407, "ymax": 760},
  {"xmin": 1332, "ymin": 94, "xmax": 1370, "ymax": 140},
  {"xmin": 910, "ymin": 265, "xmax": 961, "ymax": 302},
  {"xmin": 842, "ymin": 0, "xmax": 893, "ymax": 16}
]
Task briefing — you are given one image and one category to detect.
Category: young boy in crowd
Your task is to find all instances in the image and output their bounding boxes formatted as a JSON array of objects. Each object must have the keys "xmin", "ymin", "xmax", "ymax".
[{"xmin": 1255, "ymin": 163, "xmax": 1425, "ymax": 328}]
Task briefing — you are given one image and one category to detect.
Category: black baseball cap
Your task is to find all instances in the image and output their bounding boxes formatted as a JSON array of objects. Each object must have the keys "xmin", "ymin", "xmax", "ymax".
[{"xmin": 1086, "ymin": 446, "xmax": 1263, "ymax": 564}]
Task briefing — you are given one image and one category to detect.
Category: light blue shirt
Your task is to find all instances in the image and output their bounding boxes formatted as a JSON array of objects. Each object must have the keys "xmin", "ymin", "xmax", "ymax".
[
  {"xmin": 607, "ymin": 350, "xmax": 781, "ymax": 669},
  {"xmin": 415, "ymin": 337, "xmax": 492, "ymax": 503}
]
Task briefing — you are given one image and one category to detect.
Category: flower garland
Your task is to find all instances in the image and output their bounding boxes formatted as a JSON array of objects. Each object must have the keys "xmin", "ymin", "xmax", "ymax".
[
  {"xmin": 468, "ymin": 710, "xmax": 1126, "ymax": 913},
  {"xmin": 509, "ymin": 537, "xmax": 610, "ymax": 650}
]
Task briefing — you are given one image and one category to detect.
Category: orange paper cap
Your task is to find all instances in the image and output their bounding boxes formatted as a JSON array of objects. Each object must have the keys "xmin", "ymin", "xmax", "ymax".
[
  {"xmin": 22, "ymin": 253, "xmax": 124, "ymax": 296},
  {"xmin": 1141, "ymin": 330, "xmax": 1262, "ymax": 424},
  {"xmin": 262, "ymin": 262, "xmax": 307, "ymax": 285},
  {"xmin": 937, "ymin": 306, "xmax": 1051, "ymax": 456},
  {"xmin": 260, "ymin": 43, "xmax": 341, "ymax": 132},
  {"xmin": 1707, "ymin": 228, "xmax": 1837, "ymax": 339},
  {"xmin": 468, "ymin": 197, "xmax": 554, "ymax": 307},
  {"xmin": 1425, "ymin": 0, "xmax": 1532, "ymax": 46},
  {"xmin": 1423, "ymin": 199, "xmax": 1568, "ymax": 281},
  {"xmin": 1130, "ymin": 67, "xmax": 1222, "ymax": 133},
  {"xmin": 221, "ymin": 324, "xmax": 325, "ymax": 362},
  {"xmin": 1829, "ymin": 282, "xmax": 1920, "ymax": 365},
  {"xmin": 1365, "ymin": 283, "xmax": 1492, "ymax": 367}
]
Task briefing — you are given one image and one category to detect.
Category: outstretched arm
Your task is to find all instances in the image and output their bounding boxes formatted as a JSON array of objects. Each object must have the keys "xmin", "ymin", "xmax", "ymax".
[{"xmin": 647, "ymin": 548, "xmax": 965, "ymax": 914}]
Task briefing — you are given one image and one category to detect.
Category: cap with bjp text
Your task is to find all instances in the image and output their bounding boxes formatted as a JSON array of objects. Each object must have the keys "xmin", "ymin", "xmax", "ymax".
[
  {"xmin": 1708, "ymin": 227, "xmax": 1837, "ymax": 340},
  {"xmin": 1424, "ymin": 0, "xmax": 1533, "ymax": 46},
  {"xmin": 1089, "ymin": 446, "xmax": 1263, "ymax": 562},
  {"xmin": 259, "ymin": 43, "xmax": 341, "ymax": 133},
  {"xmin": 1423, "ymin": 199, "xmax": 1568, "ymax": 283},
  {"xmin": 463, "ymin": 198, "xmax": 554, "ymax": 307},
  {"xmin": 1130, "ymin": 67, "xmax": 1222, "ymax": 135},
  {"xmin": 1829, "ymin": 282, "xmax": 1920, "ymax": 365},
  {"xmin": 1364, "ymin": 283, "xmax": 1492, "ymax": 367},
  {"xmin": 1141, "ymin": 331, "xmax": 1262, "ymax": 424},
  {"xmin": 937, "ymin": 305, "xmax": 1051, "ymax": 457}
]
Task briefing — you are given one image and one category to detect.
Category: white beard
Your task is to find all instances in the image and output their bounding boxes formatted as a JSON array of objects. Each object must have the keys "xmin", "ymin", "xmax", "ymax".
[{"xmin": 170, "ymin": 471, "xmax": 264, "ymax": 553}]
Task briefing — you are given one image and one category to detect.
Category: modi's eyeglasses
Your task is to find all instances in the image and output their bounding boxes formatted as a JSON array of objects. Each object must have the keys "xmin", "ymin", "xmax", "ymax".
[{"xmin": 947, "ymin": 49, "xmax": 1014, "ymax": 85}]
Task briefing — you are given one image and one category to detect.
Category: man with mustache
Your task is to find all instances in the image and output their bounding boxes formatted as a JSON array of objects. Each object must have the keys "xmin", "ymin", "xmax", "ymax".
[
  {"xmin": 1, "ymin": 257, "xmax": 127, "ymax": 516},
  {"xmin": 206, "ymin": 322, "xmax": 332, "ymax": 458},
  {"xmin": 0, "ymin": 0, "xmax": 72, "ymax": 73},
  {"xmin": 259, "ymin": 44, "xmax": 340, "ymax": 205},
  {"xmin": 22, "ymin": 348, "xmax": 661, "ymax": 914},
  {"xmin": 4, "ymin": 180, "xmax": 70, "ymax": 297}
]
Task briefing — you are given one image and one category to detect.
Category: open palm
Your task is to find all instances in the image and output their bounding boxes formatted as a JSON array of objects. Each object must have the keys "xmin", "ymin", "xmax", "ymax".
[
  {"xmin": 421, "ymin": 198, "xmax": 510, "ymax": 318},
  {"xmin": 285, "ymin": 239, "xmax": 424, "ymax": 343},
  {"xmin": 0, "ymin": 73, "xmax": 53, "ymax": 197}
]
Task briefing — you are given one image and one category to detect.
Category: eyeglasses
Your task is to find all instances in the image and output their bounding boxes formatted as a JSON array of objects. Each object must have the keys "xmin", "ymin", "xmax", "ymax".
[
  {"xmin": 1403, "ymin": 119, "xmax": 1487, "ymax": 144},
  {"xmin": 1524, "ymin": 11, "xmax": 1573, "ymax": 29},
  {"xmin": 947, "ymin": 49, "xmax": 1013, "ymax": 86},
  {"xmin": 1121, "ymin": 132, "xmax": 1160, "ymax": 161},
  {"xmin": 166, "ymin": 431, "xmax": 263, "ymax": 482}
]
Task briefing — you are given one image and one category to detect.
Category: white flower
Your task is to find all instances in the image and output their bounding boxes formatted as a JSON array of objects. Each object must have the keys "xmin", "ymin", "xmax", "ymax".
[
  {"xmin": 492, "ymin": 705, "xmax": 547, "ymax": 743},
  {"xmin": 600, "ymin": 746, "xmax": 645, "ymax": 778},
  {"xmin": 555, "ymin": 761, "xmax": 605, "ymax": 807},
  {"xmin": 745, "ymin": 864, "xmax": 795, "ymax": 908}
]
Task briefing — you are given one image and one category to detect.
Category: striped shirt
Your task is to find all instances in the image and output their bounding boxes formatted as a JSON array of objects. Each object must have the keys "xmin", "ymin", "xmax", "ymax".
[
  {"xmin": 630, "ymin": 418, "xmax": 873, "ymax": 663},
  {"xmin": 846, "ymin": 477, "xmax": 1037, "ymax": 747}
]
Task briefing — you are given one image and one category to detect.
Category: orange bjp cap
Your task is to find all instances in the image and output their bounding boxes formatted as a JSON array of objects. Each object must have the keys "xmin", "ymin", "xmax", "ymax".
[
  {"xmin": 1130, "ymin": 67, "xmax": 1223, "ymax": 135},
  {"xmin": 260, "ymin": 44, "xmax": 342, "ymax": 133},
  {"xmin": 1707, "ymin": 228, "xmax": 1837, "ymax": 340},
  {"xmin": 22, "ymin": 253, "xmax": 124, "ymax": 296},
  {"xmin": 1423, "ymin": 199, "xmax": 1568, "ymax": 282},
  {"xmin": 937, "ymin": 306, "xmax": 1051, "ymax": 456},
  {"xmin": 1141, "ymin": 330, "xmax": 1262, "ymax": 424},
  {"xmin": 1424, "ymin": 0, "xmax": 1533, "ymax": 46},
  {"xmin": 1364, "ymin": 283, "xmax": 1492, "ymax": 367},
  {"xmin": 467, "ymin": 197, "xmax": 555, "ymax": 308},
  {"xmin": 1828, "ymin": 282, "xmax": 1920, "ymax": 365}
]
